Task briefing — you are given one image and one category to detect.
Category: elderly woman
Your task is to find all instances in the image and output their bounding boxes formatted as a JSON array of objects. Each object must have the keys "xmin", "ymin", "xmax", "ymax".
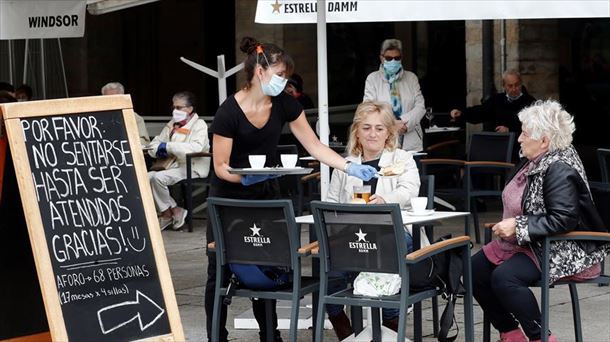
[
  {"xmin": 324, "ymin": 101, "xmax": 424, "ymax": 339},
  {"xmin": 472, "ymin": 100, "xmax": 610, "ymax": 342},
  {"xmin": 148, "ymin": 91, "xmax": 210, "ymax": 230},
  {"xmin": 363, "ymin": 38, "xmax": 426, "ymax": 152}
]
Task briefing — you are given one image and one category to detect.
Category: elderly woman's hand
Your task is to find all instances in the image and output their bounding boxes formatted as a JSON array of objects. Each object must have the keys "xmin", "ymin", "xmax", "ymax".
[
  {"xmin": 492, "ymin": 218, "xmax": 517, "ymax": 238},
  {"xmin": 367, "ymin": 194, "xmax": 386, "ymax": 204},
  {"xmin": 394, "ymin": 119, "xmax": 407, "ymax": 134}
]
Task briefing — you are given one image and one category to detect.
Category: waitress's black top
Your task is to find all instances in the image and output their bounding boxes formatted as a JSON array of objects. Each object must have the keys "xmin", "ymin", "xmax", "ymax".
[{"xmin": 209, "ymin": 92, "xmax": 302, "ymax": 199}]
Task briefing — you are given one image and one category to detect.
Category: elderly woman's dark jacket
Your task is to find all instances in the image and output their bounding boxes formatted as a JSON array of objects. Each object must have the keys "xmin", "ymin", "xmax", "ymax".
[{"xmin": 509, "ymin": 145, "xmax": 609, "ymax": 282}]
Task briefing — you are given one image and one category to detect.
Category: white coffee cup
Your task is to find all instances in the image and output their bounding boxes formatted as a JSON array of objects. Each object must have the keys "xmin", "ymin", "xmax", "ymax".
[
  {"xmin": 248, "ymin": 155, "xmax": 266, "ymax": 169},
  {"xmin": 280, "ymin": 154, "xmax": 298, "ymax": 168},
  {"xmin": 410, "ymin": 197, "xmax": 428, "ymax": 213}
]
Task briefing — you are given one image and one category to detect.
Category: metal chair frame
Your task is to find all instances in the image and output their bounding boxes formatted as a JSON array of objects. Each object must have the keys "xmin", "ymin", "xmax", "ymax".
[
  {"xmin": 597, "ymin": 148, "xmax": 610, "ymax": 183},
  {"xmin": 310, "ymin": 201, "xmax": 474, "ymax": 342},
  {"xmin": 207, "ymin": 197, "xmax": 318, "ymax": 342},
  {"xmin": 482, "ymin": 182, "xmax": 610, "ymax": 342},
  {"xmin": 276, "ymin": 144, "xmax": 306, "ymax": 216},
  {"xmin": 183, "ymin": 152, "xmax": 212, "ymax": 232},
  {"xmin": 421, "ymin": 132, "xmax": 515, "ymax": 243}
]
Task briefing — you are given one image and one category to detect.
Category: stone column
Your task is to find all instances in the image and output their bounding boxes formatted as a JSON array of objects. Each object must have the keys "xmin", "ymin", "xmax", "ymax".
[
  {"xmin": 234, "ymin": 0, "xmax": 284, "ymax": 92},
  {"xmin": 465, "ymin": 21, "xmax": 484, "ymax": 108},
  {"xmin": 518, "ymin": 20, "xmax": 559, "ymax": 99}
]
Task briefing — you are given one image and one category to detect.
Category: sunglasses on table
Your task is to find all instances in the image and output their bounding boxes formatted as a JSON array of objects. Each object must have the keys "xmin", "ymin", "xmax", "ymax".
[{"xmin": 383, "ymin": 56, "xmax": 402, "ymax": 61}]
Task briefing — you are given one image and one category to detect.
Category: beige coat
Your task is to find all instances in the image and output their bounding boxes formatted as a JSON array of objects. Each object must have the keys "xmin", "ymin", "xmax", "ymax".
[{"xmin": 363, "ymin": 69, "xmax": 426, "ymax": 152}]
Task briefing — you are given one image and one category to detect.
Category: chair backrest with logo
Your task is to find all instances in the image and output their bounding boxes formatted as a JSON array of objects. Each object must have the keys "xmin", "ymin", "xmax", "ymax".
[
  {"xmin": 207, "ymin": 198, "xmax": 299, "ymax": 269},
  {"xmin": 311, "ymin": 202, "xmax": 407, "ymax": 274}
]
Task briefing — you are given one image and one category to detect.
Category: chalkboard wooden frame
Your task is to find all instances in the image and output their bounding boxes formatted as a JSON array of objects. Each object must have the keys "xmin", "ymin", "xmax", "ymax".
[{"xmin": 1, "ymin": 95, "xmax": 184, "ymax": 341}]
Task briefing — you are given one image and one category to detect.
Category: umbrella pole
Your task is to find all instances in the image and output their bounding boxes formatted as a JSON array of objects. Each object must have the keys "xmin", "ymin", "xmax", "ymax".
[{"xmin": 317, "ymin": 0, "xmax": 330, "ymax": 200}]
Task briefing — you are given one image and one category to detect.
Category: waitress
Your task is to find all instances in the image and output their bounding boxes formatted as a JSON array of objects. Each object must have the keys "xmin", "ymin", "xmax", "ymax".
[{"xmin": 205, "ymin": 36, "xmax": 377, "ymax": 342}]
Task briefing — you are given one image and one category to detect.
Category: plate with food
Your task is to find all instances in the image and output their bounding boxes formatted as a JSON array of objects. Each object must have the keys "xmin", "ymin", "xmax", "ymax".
[{"xmin": 377, "ymin": 161, "xmax": 406, "ymax": 178}]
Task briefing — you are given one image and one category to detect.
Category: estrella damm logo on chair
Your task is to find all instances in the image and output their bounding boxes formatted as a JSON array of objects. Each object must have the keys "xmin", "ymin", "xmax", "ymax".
[
  {"xmin": 243, "ymin": 223, "xmax": 271, "ymax": 247},
  {"xmin": 349, "ymin": 228, "xmax": 377, "ymax": 253}
]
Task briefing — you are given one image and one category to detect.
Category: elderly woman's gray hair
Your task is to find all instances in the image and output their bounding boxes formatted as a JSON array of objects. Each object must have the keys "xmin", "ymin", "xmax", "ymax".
[
  {"xmin": 380, "ymin": 39, "xmax": 402, "ymax": 55},
  {"xmin": 518, "ymin": 100, "xmax": 575, "ymax": 152}
]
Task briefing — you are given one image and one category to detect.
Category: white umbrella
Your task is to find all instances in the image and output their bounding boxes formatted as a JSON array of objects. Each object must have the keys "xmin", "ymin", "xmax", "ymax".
[{"xmin": 255, "ymin": 0, "xmax": 610, "ymax": 198}]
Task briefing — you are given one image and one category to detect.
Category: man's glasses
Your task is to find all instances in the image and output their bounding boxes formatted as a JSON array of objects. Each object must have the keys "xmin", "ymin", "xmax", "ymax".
[{"xmin": 383, "ymin": 56, "xmax": 401, "ymax": 61}]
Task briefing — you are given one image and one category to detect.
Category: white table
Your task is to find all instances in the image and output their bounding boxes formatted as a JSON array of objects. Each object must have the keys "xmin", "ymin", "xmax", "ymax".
[
  {"xmin": 296, "ymin": 210, "xmax": 468, "ymax": 226},
  {"xmin": 425, "ymin": 126, "xmax": 461, "ymax": 134},
  {"xmin": 296, "ymin": 209, "xmax": 469, "ymax": 341}
]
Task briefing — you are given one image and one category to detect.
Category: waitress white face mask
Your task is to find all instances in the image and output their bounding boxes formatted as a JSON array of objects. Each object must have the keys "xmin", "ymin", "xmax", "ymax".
[
  {"xmin": 172, "ymin": 109, "xmax": 188, "ymax": 122},
  {"xmin": 257, "ymin": 46, "xmax": 288, "ymax": 97},
  {"xmin": 260, "ymin": 74, "xmax": 288, "ymax": 97}
]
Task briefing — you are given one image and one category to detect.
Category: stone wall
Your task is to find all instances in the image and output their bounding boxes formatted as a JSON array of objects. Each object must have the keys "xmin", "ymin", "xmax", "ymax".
[
  {"xmin": 465, "ymin": 19, "xmax": 560, "ymax": 105},
  {"xmin": 518, "ymin": 20, "xmax": 559, "ymax": 100},
  {"xmin": 234, "ymin": 0, "xmax": 285, "ymax": 92},
  {"xmin": 465, "ymin": 21, "xmax": 483, "ymax": 107}
]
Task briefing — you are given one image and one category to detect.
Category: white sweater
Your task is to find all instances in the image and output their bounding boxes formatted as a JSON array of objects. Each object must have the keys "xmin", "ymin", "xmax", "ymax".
[{"xmin": 148, "ymin": 113, "xmax": 210, "ymax": 177}]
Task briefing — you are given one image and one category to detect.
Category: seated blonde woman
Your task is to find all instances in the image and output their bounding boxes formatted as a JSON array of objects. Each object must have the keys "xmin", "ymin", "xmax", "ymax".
[{"xmin": 324, "ymin": 101, "xmax": 428, "ymax": 339}]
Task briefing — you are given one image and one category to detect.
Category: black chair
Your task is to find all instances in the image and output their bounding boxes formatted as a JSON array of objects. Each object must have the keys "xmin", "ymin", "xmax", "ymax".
[
  {"xmin": 181, "ymin": 152, "xmax": 212, "ymax": 232},
  {"xmin": 483, "ymin": 182, "xmax": 610, "ymax": 342},
  {"xmin": 207, "ymin": 197, "xmax": 319, "ymax": 342},
  {"xmin": 421, "ymin": 132, "xmax": 515, "ymax": 243},
  {"xmin": 310, "ymin": 201, "xmax": 474, "ymax": 341},
  {"xmin": 597, "ymin": 148, "xmax": 610, "ymax": 183},
  {"xmin": 418, "ymin": 175, "xmax": 442, "ymax": 337},
  {"xmin": 276, "ymin": 144, "xmax": 306, "ymax": 216}
]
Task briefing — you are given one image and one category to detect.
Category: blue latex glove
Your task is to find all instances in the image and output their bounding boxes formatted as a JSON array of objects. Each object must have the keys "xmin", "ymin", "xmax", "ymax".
[
  {"xmin": 156, "ymin": 142, "xmax": 168, "ymax": 158},
  {"xmin": 241, "ymin": 174, "xmax": 281, "ymax": 186},
  {"xmin": 346, "ymin": 163, "xmax": 377, "ymax": 181}
]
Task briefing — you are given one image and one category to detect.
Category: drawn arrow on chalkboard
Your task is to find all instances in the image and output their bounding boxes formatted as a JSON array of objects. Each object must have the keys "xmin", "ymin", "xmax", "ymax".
[{"xmin": 97, "ymin": 290, "xmax": 165, "ymax": 334}]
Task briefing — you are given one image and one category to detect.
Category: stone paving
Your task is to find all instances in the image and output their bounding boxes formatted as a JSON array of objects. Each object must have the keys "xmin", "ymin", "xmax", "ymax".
[{"xmin": 162, "ymin": 209, "xmax": 610, "ymax": 342}]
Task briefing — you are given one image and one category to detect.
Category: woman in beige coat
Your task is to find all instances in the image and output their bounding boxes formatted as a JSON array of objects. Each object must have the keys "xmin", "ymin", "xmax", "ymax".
[{"xmin": 324, "ymin": 101, "xmax": 427, "ymax": 339}]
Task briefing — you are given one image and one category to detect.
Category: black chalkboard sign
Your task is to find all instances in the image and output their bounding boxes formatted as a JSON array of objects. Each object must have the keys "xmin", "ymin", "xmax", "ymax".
[{"xmin": 0, "ymin": 96, "xmax": 184, "ymax": 341}]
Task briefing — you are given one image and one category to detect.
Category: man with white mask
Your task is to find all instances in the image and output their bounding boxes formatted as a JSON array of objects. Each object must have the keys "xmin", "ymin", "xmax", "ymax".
[
  {"xmin": 364, "ymin": 38, "xmax": 426, "ymax": 152},
  {"xmin": 148, "ymin": 91, "xmax": 210, "ymax": 230}
]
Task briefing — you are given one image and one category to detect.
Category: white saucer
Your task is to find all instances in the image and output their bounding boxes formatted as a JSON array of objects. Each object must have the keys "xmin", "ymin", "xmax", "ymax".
[{"xmin": 407, "ymin": 209, "xmax": 435, "ymax": 216}]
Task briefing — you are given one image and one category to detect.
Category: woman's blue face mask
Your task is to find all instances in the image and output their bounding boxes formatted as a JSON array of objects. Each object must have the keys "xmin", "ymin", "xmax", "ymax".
[
  {"xmin": 261, "ymin": 74, "xmax": 288, "ymax": 97},
  {"xmin": 383, "ymin": 60, "xmax": 402, "ymax": 75}
]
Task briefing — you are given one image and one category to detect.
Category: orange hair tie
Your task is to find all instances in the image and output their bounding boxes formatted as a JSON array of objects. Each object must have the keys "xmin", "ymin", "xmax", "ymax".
[{"xmin": 255, "ymin": 45, "xmax": 264, "ymax": 54}]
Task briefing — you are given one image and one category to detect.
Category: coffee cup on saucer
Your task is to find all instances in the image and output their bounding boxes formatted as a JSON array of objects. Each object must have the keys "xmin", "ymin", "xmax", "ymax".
[{"xmin": 410, "ymin": 197, "xmax": 428, "ymax": 214}]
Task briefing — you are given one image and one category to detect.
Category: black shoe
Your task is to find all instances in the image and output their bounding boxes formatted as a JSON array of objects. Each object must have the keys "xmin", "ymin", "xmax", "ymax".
[
  {"xmin": 258, "ymin": 330, "xmax": 283, "ymax": 342},
  {"xmin": 382, "ymin": 317, "xmax": 399, "ymax": 332}
]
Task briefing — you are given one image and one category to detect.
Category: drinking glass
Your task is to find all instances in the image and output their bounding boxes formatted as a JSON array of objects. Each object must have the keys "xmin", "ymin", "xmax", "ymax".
[{"xmin": 353, "ymin": 185, "xmax": 372, "ymax": 203}]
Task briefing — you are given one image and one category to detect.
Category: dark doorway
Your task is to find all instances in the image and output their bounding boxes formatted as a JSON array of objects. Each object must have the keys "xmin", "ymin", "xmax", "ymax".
[
  {"xmin": 419, "ymin": 21, "xmax": 467, "ymax": 112},
  {"xmin": 559, "ymin": 18, "xmax": 610, "ymax": 180}
]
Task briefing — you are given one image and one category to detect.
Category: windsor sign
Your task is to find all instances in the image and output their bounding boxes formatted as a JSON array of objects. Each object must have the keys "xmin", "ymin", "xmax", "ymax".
[
  {"xmin": 0, "ymin": 95, "xmax": 184, "ymax": 341},
  {"xmin": 0, "ymin": 0, "xmax": 86, "ymax": 40}
]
